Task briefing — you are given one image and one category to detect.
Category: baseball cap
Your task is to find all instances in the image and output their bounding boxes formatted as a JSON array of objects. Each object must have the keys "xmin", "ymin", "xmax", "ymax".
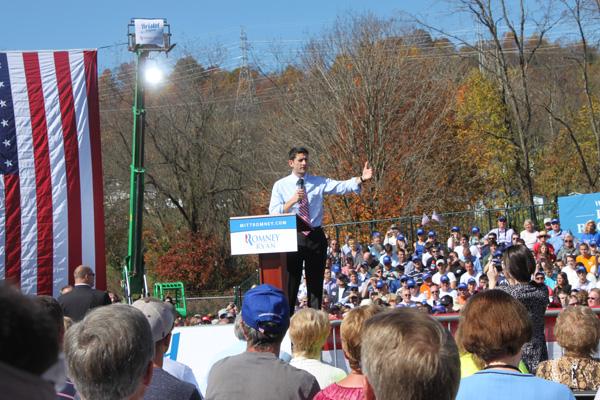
[
  {"xmin": 440, "ymin": 295, "xmax": 453, "ymax": 307},
  {"xmin": 431, "ymin": 305, "xmax": 447, "ymax": 314},
  {"xmin": 428, "ymin": 230, "xmax": 436, "ymax": 237},
  {"xmin": 493, "ymin": 250, "xmax": 503, "ymax": 258},
  {"xmin": 451, "ymin": 226, "xmax": 460, "ymax": 232},
  {"xmin": 440, "ymin": 275, "xmax": 450, "ymax": 284},
  {"xmin": 331, "ymin": 264, "xmax": 341, "ymax": 273},
  {"xmin": 412, "ymin": 255, "xmax": 422, "ymax": 262},
  {"xmin": 467, "ymin": 278, "xmax": 477, "ymax": 285},
  {"xmin": 551, "ymin": 218, "xmax": 560, "ymax": 224},
  {"xmin": 390, "ymin": 224, "xmax": 399, "ymax": 230},
  {"xmin": 383, "ymin": 255, "xmax": 392, "ymax": 265},
  {"xmin": 436, "ymin": 259, "xmax": 446, "ymax": 266},
  {"xmin": 534, "ymin": 271, "xmax": 545, "ymax": 278},
  {"xmin": 133, "ymin": 297, "xmax": 175, "ymax": 343},
  {"xmin": 242, "ymin": 284, "xmax": 290, "ymax": 335},
  {"xmin": 406, "ymin": 279, "xmax": 416, "ymax": 288},
  {"xmin": 422, "ymin": 273, "xmax": 432, "ymax": 280},
  {"xmin": 372, "ymin": 231, "xmax": 381, "ymax": 238},
  {"xmin": 576, "ymin": 266, "xmax": 587, "ymax": 274},
  {"xmin": 543, "ymin": 218, "xmax": 552, "ymax": 225},
  {"xmin": 417, "ymin": 228, "xmax": 425, "ymax": 235},
  {"xmin": 498, "ymin": 216, "xmax": 507, "ymax": 222},
  {"xmin": 400, "ymin": 275, "xmax": 409, "ymax": 282},
  {"xmin": 457, "ymin": 283, "xmax": 467, "ymax": 290},
  {"xmin": 376, "ymin": 280, "xmax": 385, "ymax": 289},
  {"xmin": 397, "ymin": 234, "xmax": 405, "ymax": 241},
  {"xmin": 590, "ymin": 240, "xmax": 597, "ymax": 247},
  {"xmin": 471, "ymin": 226, "xmax": 480, "ymax": 233}
]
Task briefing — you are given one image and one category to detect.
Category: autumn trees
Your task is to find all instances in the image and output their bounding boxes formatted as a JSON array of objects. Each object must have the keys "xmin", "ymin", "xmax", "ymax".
[{"xmin": 98, "ymin": 7, "xmax": 600, "ymax": 292}]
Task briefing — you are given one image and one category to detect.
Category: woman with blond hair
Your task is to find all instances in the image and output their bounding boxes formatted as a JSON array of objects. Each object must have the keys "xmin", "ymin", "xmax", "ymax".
[
  {"xmin": 520, "ymin": 219, "xmax": 538, "ymax": 250},
  {"xmin": 289, "ymin": 308, "xmax": 347, "ymax": 388},
  {"xmin": 314, "ymin": 305, "xmax": 384, "ymax": 400},
  {"xmin": 580, "ymin": 220, "xmax": 600, "ymax": 245},
  {"xmin": 536, "ymin": 306, "xmax": 600, "ymax": 391}
]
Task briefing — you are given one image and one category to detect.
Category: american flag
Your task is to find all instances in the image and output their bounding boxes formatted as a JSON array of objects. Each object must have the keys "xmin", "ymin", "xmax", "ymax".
[{"xmin": 0, "ymin": 50, "xmax": 105, "ymax": 296}]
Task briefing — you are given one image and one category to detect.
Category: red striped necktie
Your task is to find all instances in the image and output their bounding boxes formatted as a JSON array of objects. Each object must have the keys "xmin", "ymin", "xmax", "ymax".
[{"xmin": 298, "ymin": 189, "xmax": 312, "ymax": 236}]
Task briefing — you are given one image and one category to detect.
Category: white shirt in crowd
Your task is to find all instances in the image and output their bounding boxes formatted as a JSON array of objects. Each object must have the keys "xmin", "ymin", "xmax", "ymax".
[
  {"xmin": 432, "ymin": 272, "xmax": 457, "ymax": 285},
  {"xmin": 453, "ymin": 245, "xmax": 481, "ymax": 261},
  {"xmin": 289, "ymin": 357, "xmax": 347, "ymax": 389},
  {"xmin": 460, "ymin": 272, "xmax": 481, "ymax": 284},
  {"xmin": 440, "ymin": 288, "xmax": 458, "ymax": 299},
  {"xmin": 520, "ymin": 230, "xmax": 538, "ymax": 250}
]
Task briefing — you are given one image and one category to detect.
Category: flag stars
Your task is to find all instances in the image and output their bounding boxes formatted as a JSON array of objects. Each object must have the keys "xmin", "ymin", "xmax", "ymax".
[
  {"xmin": 3, "ymin": 139, "xmax": 10, "ymax": 147},
  {"xmin": 0, "ymin": 100, "xmax": 6, "ymax": 107},
  {"xmin": 4, "ymin": 159, "xmax": 12, "ymax": 167},
  {"xmin": 0, "ymin": 82, "xmax": 4, "ymax": 88},
  {"xmin": 0, "ymin": 119, "xmax": 8, "ymax": 127}
]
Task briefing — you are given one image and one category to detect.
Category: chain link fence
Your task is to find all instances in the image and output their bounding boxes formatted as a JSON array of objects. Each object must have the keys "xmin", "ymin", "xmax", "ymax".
[{"xmin": 323, "ymin": 203, "xmax": 557, "ymax": 245}]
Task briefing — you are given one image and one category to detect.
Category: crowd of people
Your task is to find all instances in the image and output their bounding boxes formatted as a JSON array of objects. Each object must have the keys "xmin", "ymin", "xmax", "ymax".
[
  {"xmin": 2, "ymin": 215, "xmax": 600, "ymax": 400},
  {"xmin": 302, "ymin": 216, "xmax": 600, "ymax": 318}
]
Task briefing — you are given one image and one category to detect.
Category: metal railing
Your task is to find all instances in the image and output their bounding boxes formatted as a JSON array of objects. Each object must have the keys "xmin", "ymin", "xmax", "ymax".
[
  {"xmin": 323, "ymin": 203, "xmax": 557, "ymax": 245},
  {"xmin": 233, "ymin": 269, "xmax": 260, "ymax": 307},
  {"xmin": 326, "ymin": 307, "xmax": 600, "ymax": 368}
]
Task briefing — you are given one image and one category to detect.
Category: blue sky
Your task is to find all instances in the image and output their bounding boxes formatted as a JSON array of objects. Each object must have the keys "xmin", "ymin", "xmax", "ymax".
[
  {"xmin": 0, "ymin": 1, "xmax": 479, "ymax": 70},
  {"xmin": 1, "ymin": 1, "xmax": 581, "ymax": 71}
]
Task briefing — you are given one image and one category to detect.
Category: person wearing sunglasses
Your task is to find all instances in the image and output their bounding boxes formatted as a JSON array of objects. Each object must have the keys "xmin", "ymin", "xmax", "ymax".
[
  {"xmin": 556, "ymin": 234, "xmax": 579, "ymax": 264},
  {"xmin": 587, "ymin": 288, "xmax": 600, "ymax": 307}
]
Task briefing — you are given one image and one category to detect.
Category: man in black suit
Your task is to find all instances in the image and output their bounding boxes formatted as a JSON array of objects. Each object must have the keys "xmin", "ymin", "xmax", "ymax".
[{"xmin": 58, "ymin": 265, "xmax": 111, "ymax": 321}]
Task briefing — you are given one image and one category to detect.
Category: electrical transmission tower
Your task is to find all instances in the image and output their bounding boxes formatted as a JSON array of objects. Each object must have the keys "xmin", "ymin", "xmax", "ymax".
[{"xmin": 235, "ymin": 27, "xmax": 256, "ymax": 114}]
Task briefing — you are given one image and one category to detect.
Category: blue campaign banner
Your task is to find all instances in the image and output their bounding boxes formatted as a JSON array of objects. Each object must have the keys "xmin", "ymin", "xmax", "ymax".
[
  {"xmin": 557, "ymin": 192, "xmax": 600, "ymax": 239},
  {"xmin": 229, "ymin": 214, "xmax": 296, "ymax": 233}
]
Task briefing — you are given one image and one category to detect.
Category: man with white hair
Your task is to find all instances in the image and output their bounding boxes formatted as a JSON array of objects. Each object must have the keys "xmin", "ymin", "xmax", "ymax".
[{"xmin": 64, "ymin": 304, "xmax": 154, "ymax": 400}]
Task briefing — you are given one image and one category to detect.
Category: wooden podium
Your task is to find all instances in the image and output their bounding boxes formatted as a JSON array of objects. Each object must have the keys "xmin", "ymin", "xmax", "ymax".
[
  {"xmin": 230, "ymin": 214, "xmax": 309, "ymax": 297},
  {"xmin": 258, "ymin": 252, "xmax": 290, "ymax": 297}
]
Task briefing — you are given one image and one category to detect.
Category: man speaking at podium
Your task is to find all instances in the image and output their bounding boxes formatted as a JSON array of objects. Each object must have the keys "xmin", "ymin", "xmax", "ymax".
[{"xmin": 269, "ymin": 146, "xmax": 373, "ymax": 314}]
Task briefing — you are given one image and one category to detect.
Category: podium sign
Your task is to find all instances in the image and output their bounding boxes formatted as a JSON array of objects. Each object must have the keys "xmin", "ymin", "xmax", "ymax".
[{"xmin": 230, "ymin": 214, "xmax": 297, "ymax": 255}]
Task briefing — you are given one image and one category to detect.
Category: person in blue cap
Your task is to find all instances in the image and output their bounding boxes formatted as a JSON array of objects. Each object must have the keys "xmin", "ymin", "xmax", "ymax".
[
  {"xmin": 368, "ymin": 231, "xmax": 384, "ymax": 259},
  {"xmin": 413, "ymin": 228, "xmax": 427, "ymax": 258},
  {"xmin": 379, "ymin": 244, "xmax": 398, "ymax": 267},
  {"xmin": 469, "ymin": 226, "xmax": 484, "ymax": 249},
  {"xmin": 486, "ymin": 216, "xmax": 515, "ymax": 248},
  {"xmin": 574, "ymin": 266, "xmax": 594, "ymax": 292},
  {"xmin": 447, "ymin": 226, "xmax": 461, "ymax": 252},
  {"xmin": 547, "ymin": 218, "xmax": 570, "ymax": 253},
  {"xmin": 206, "ymin": 284, "xmax": 320, "ymax": 400}
]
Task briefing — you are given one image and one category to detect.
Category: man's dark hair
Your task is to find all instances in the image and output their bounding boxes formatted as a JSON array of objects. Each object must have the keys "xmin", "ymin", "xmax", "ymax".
[
  {"xmin": 34, "ymin": 295, "xmax": 64, "ymax": 338},
  {"xmin": 0, "ymin": 284, "xmax": 58, "ymax": 375},
  {"xmin": 288, "ymin": 146, "xmax": 309, "ymax": 160}
]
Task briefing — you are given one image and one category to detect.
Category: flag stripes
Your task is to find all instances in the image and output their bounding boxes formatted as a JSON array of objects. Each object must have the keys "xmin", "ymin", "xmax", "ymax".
[{"xmin": 0, "ymin": 50, "xmax": 105, "ymax": 296}]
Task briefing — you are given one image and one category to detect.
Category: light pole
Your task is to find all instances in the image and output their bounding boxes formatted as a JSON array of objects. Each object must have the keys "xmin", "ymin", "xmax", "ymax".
[{"xmin": 125, "ymin": 19, "xmax": 174, "ymax": 301}]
